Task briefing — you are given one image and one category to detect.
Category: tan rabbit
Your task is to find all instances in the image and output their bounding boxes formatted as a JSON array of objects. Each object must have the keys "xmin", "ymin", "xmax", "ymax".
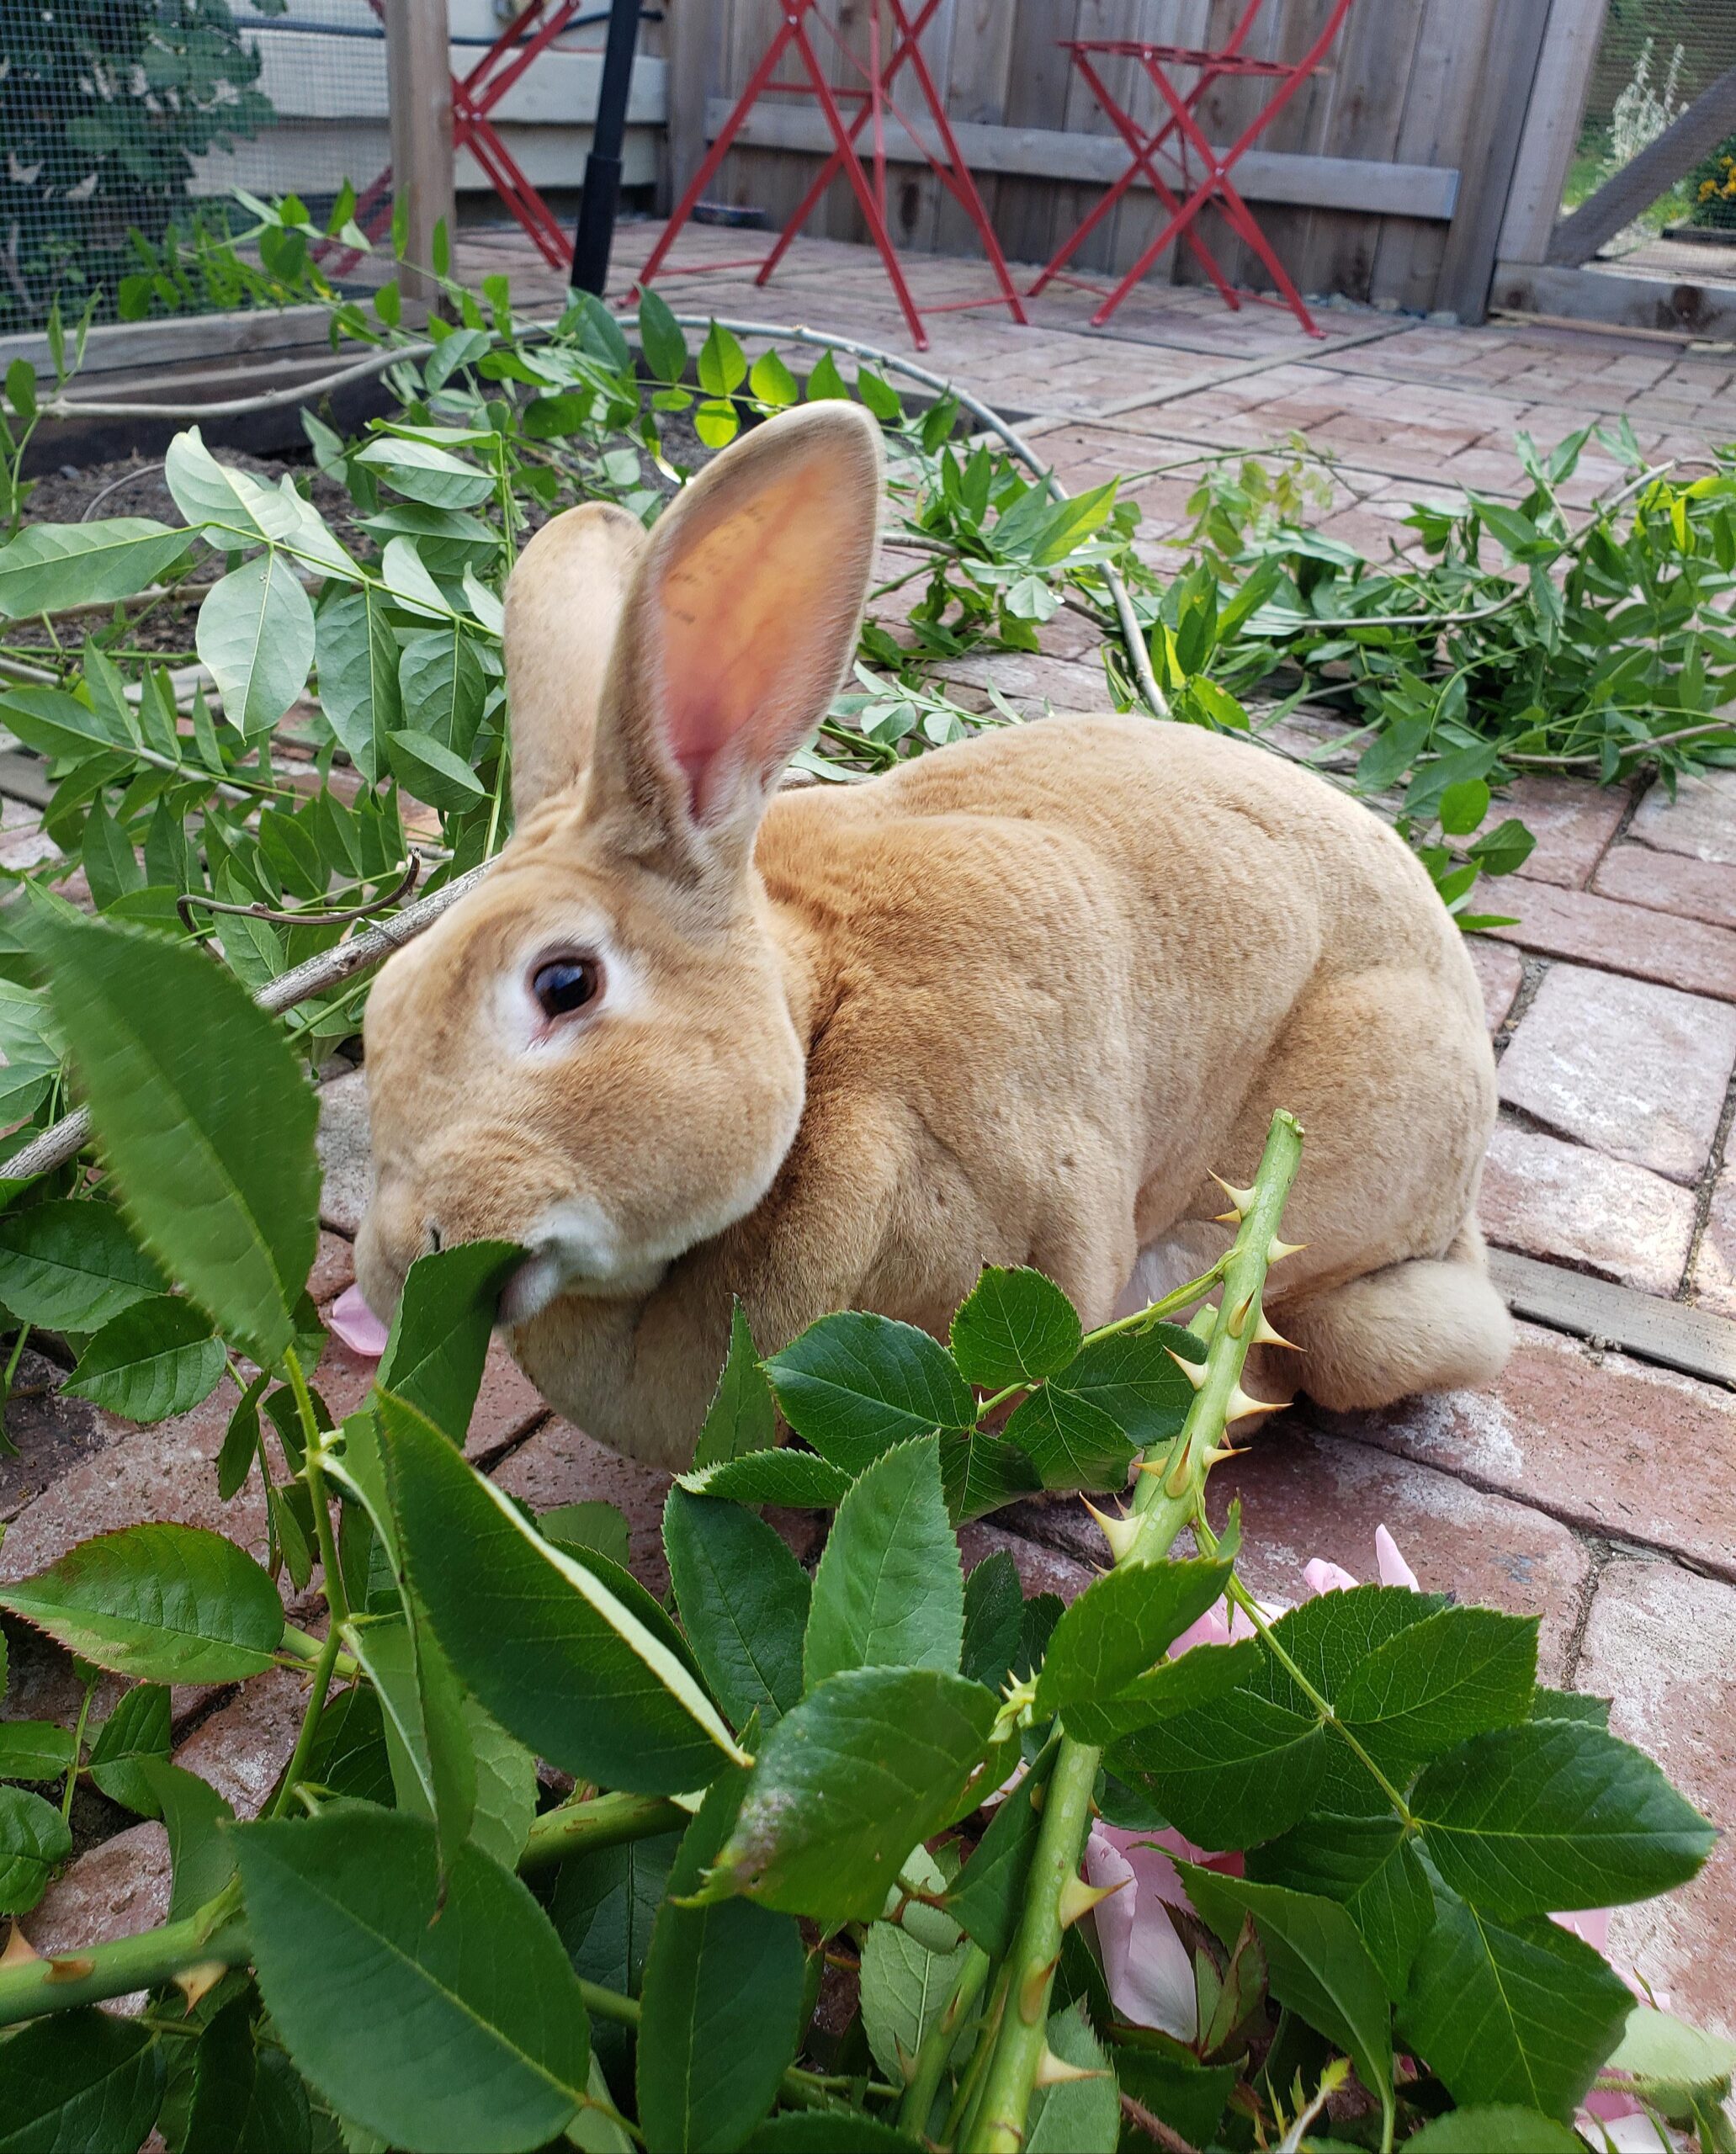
[{"xmin": 357, "ymin": 401, "xmax": 1510, "ymax": 1470}]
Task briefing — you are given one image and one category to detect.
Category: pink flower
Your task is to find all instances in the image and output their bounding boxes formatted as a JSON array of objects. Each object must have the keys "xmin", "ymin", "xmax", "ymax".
[
  {"xmin": 329, "ymin": 1282, "xmax": 390, "ymax": 1360},
  {"xmin": 1301, "ymin": 1525, "xmax": 1420, "ymax": 1601},
  {"xmin": 1085, "ymin": 1822, "xmax": 1245, "ymax": 2040}
]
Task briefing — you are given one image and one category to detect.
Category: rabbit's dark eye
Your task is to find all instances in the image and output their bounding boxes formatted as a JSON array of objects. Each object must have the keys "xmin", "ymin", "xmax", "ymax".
[{"xmin": 532, "ymin": 957, "xmax": 603, "ymax": 1020}]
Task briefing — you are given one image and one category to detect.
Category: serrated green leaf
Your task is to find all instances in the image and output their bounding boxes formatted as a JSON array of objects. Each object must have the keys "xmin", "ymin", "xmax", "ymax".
[
  {"xmin": 764, "ymin": 1313, "xmax": 974, "ymax": 1472},
  {"xmin": 960, "ymin": 1549, "xmax": 1024, "ymax": 1693},
  {"xmin": 1110, "ymin": 2048, "xmax": 1235, "ymax": 2150},
  {"xmin": 693, "ymin": 1299, "xmax": 776, "ymax": 1469},
  {"xmin": 697, "ymin": 321, "xmax": 749, "ymax": 397},
  {"xmin": 1026, "ymin": 2002, "xmax": 1118, "ymax": 2153},
  {"xmin": 804, "ymin": 1435, "xmax": 963, "ymax": 1687},
  {"xmin": 0, "ymin": 1198, "xmax": 166, "ymax": 1329},
  {"xmin": 0, "ymin": 1784, "xmax": 71, "ymax": 1913},
  {"xmin": 0, "ymin": 2011, "xmax": 165, "ymax": 2154},
  {"xmin": 64, "ymin": 1294, "xmax": 225, "ymax": 1423},
  {"xmin": 1414, "ymin": 1721, "xmax": 1716, "ymax": 1915},
  {"xmin": 377, "ymin": 1240, "xmax": 522, "ymax": 1442},
  {"xmin": 707, "ymin": 1668, "xmax": 999, "ymax": 1923},
  {"xmin": 86, "ymin": 1681, "xmax": 171, "ymax": 1814},
  {"xmin": 638, "ymin": 1769, "xmax": 805, "ymax": 2152},
  {"xmin": 1247, "ymin": 1814, "xmax": 1434, "ymax": 1997},
  {"xmin": 1406, "ymin": 2110, "xmax": 1584, "ymax": 2152},
  {"xmin": 28, "ymin": 908, "xmax": 318, "ymax": 1366},
  {"xmin": 939, "ymin": 1426, "xmax": 1044, "ymax": 1521},
  {"xmin": 1000, "ymin": 1383, "xmax": 1134, "ymax": 1491},
  {"xmin": 1181, "ymin": 1865, "xmax": 1393, "ymax": 2130},
  {"xmin": 950, "ymin": 1266, "xmax": 1082, "ymax": 1388},
  {"xmin": 0, "ymin": 1523, "xmax": 283, "ymax": 1683},
  {"xmin": 182, "ymin": 1992, "xmax": 312, "ymax": 2154},
  {"xmin": 236, "ymin": 1808, "xmax": 592, "ymax": 2154},
  {"xmin": 1606, "ymin": 2003, "xmax": 1736, "ymax": 2104},
  {"xmin": 197, "ymin": 553, "xmax": 316, "ymax": 737},
  {"xmin": 539, "ymin": 1501, "xmax": 631, "ymax": 1568},
  {"xmin": 1049, "ymin": 1323, "xmax": 1204, "ymax": 1446},
  {"xmin": 1399, "ymin": 1889, "xmax": 1633, "ymax": 2120},
  {"xmin": 948, "ymin": 1741, "xmax": 1051, "ymax": 1959},
  {"xmin": 1060, "ymin": 1637, "xmax": 1259, "ymax": 1747},
  {"xmin": 1036, "ymin": 1557, "xmax": 1230, "ymax": 1718},
  {"xmin": 140, "ymin": 1758, "xmax": 236, "ymax": 1920},
  {"xmin": 677, "ymin": 1448, "xmax": 852, "ymax": 1509},
  {"xmin": 0, "ymin": 518, "xmax": 190, "ymax": 620},
  {"xmin": 0, "ymin": 1721, "xmax": 76, "ymax": 1781},
  {"xmin": 1337, "ymin": 1605, "xmax": 1537, "ymax": 1773},
  {"xmin": 664, "ymin": 1488, "xmax": 810, "ymax": 1729},
  {"xmin": 378, "ymin": 1391, "xmax": 743, "ymax": 1794},
  {"xmin": 345, "ymin": 1607, "xmax": 476, "ymax": 1879},
  {"xmin": 1111, "ymin": 1684, "xmax": 1328, "ymax": 1849},
  {"xmin": 861, "ymin": 1913, "xmax": 969, "ymax": 2088}
]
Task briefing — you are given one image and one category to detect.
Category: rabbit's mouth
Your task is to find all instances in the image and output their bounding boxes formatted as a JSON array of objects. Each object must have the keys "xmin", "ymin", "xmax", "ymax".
[{"xmin": 497, "ymin": 1196, "xmax": 665, "ymax": 1323}]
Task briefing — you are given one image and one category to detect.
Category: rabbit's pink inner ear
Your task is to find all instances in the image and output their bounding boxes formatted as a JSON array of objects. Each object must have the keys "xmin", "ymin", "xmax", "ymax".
[{"xmin": 649, "ymin": 434, "xmax": 878, "ymax": 826}]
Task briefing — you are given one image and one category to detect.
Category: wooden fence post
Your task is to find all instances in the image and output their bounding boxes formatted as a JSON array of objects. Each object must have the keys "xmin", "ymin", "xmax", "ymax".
[
  {"xmin": 1433, "ymin": 0, "xmax": 1555, "ymax": 323},
  {"xmin": 384, "ymin": 0, "xmax": 455, "ymax": 303},
  {"xmin": 1499, "ymin": 0, "xmax": 1611, "ymax": 266},
  {"xmin": 665, "ymin": 0, "xmax": 717, "ymax": 212}
]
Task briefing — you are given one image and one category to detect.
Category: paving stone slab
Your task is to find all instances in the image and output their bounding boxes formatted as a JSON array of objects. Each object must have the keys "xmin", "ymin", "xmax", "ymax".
[
  {"xmin": 1005, "ymin": 1421, "xmax": 1590, "ymax": 1677},
  {"xmin": 29, "ymin": 1818, "xmax": 170, "ymax": 1973},
  {"xmin": 1575, "ymin": 1557, "xmax": 1736, "ymax": 2040},
  {"xmin": 1203, "ymin": 1425, "xmax": 1592, "ymax": 1681},
  {"xmin": 1468, "ymin": 939, "xmax": 1523, "ymax": 1034},
  {"xmin": 315, "ymin": 1068, "xmax": 371, "ymax": 1237},
  {"xmin": 1495, "ymin": 964, "xmax": 1736, "ymax": 1184},
  {"xmin": 1501, "ymin": 774, "xmax": 1630, "ymax": 889},
  {"xmin": 1479, "ymin": 1119, "xmax": 1696, "ymax": 1297},
  {"xmin": 1627, "ymin": 768, "xmax": 1736, "ymax": 865},
  {"xmin": 0, "ymin": 1377, "xmax": 268, "ymax": 1584},
  {"xmin": 1314, "ymin": 1318, "xmax": 1736, "ymax": 1578},
  {"xmin": 308, "ymin": 1230, "xmax": 356, "ymax": 1307},
  {"xmin": 1485, "ymin": 881, "xmax": 1736, "ymax": 1001},
  {"xmin": 173, "ymin": 1665, "xmax": 306, "ymax": 1820},
  {"xmin": 0, "ymin": 1350, "xmax": 117, "ymax": 1525},
  {"xmin": 1690, "ymin": 1160, "xmax": 1736, "ymax": 1320},
  {"xmin": 957, "ymin": 1520, "xmax": 1095, "ymax": 1604},
  {"xmin": 1594, "ymin": 839, "xmax": 1736, "ymax": 930},
  {"xmin": 489, "ymin": 1418, "xmax": 674, "ymax": 1598}
]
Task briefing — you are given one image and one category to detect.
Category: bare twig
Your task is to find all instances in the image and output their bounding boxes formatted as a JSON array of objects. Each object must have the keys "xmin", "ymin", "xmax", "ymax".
[
  {"xmin": 176, "ymin": 853, "xmax": 422, "ymax": 936},
  {"xmin": 7, "ymin": 861, "xmax": 491, "ymax": 1183}
]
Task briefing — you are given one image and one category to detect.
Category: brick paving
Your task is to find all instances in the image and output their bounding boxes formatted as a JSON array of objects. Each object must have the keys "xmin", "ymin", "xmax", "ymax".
[{"xmin": 6, "ymin": 220, "xmax": 1735, "ymax": 2033}]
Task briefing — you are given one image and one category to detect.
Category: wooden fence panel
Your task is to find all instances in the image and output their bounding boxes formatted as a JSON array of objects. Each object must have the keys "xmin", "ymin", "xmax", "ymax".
[{"xmin": 697, "ymin": 0, "xmax": 1493, "ymax": 312}]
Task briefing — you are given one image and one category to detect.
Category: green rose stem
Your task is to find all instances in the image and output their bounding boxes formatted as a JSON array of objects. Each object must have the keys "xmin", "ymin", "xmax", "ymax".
[
  {"xmin": 964, "ymin": 1108, "xmax": 1304, "ymax": 2154},
  {"xmin": 0, "ymin": 1790, "xmax": 687, "ymax": 2027}
]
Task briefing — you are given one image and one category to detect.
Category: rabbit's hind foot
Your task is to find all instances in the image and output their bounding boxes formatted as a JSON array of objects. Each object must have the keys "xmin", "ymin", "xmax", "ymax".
[{"xmin": 1276, "ymin": 1223, "xmax": 1515, "ymax": 1413}]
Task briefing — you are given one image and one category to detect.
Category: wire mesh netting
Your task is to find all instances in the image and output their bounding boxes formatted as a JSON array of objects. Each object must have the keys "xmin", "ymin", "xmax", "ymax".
[
  {"xmin": 0, "ymin": 0, "xmax": 391, "ymax": 337},
  {"xmin": 1563, "ymin": 0, "xmax": 1736, "ymax": 246}
]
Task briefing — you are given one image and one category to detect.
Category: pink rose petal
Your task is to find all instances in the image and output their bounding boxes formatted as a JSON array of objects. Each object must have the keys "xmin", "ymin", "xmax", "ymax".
[
  {"xmin": 1303, "ymin": 1557, "xmax": 1362, "ymax": 1597},
  {"xmin": 329, "ymin": 1282, "xmax": 390, "ymax": 1359},
  {"xmin": 1085, "ymin": 1826, "xmax": 1198, "ymax": 2039},
  {"xmin": 1375, "ymin": 1525, "xmax": 1420, "ymax": 1591}
]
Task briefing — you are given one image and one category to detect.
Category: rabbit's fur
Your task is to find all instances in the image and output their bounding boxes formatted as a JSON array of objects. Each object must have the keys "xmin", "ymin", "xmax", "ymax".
[{"xmin": 358, "ymin": 403, "xmax": 1510, "ymax": 1469}]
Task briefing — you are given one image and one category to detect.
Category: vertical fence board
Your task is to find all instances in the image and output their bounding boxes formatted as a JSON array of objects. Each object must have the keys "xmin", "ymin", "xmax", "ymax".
[{"xmin": 686, "ymin": 0, "xmax": 1514, "ymax": 314}]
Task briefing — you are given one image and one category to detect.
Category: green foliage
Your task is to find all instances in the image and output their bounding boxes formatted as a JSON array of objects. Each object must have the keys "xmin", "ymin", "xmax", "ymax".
[{"xmin": 0, "ymin": 266, "xmax": 1727, "ymax": 2151}]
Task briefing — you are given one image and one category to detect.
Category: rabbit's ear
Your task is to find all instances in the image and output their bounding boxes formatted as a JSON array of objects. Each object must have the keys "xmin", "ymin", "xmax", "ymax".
[
  {"xmin": 504, "ymin": 501, "xmax": 648, "ymax": 821},
  {"xmin": 590, "ymin": 403, "xmax": 883, "ymax": 873}
]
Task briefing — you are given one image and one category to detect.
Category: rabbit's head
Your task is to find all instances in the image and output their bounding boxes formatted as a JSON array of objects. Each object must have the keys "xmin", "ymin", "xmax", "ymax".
[{"xmin": 355, "ymin": 402, "xmax": 884, "ymax": 1328}]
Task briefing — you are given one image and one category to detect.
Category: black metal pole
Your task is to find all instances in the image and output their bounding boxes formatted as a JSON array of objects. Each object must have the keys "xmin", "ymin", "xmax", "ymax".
[{"xmin": 571, "ymin": 0, "xmax": 642, "ymax": 294}]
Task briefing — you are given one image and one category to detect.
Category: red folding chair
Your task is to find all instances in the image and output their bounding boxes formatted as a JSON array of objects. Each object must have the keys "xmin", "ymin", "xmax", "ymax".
[
  {"xmin": 634, "ymin": 0, "xmax": 1026, "ymax": 351},
  {"xmin": 1030, "ymin": 0, "xmax": 1355, "ymax": 337},
  {"xmin": 326, "ymin": 0, "xmax": 596, "ymax": 277}
]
